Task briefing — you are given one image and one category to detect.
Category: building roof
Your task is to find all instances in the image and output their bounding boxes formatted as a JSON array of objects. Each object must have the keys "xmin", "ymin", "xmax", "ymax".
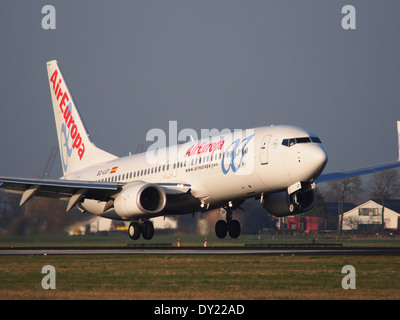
[
  {"xmin": 324, "ymin": 202, "xmax": 356, "ymax": 216},
  {"xmin": 372, "ymin": 199, "xmax": 400, "ymax": 214}
]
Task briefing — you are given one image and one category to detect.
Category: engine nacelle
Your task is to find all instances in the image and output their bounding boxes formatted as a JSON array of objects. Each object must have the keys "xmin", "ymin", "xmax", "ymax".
[
  {"xmin": 263, "ymin": 188, "xmax": 316, "ymax": 217},
  {"xmin": 114, "ymin": 182, "xmax": 167, "ymax": 219}
]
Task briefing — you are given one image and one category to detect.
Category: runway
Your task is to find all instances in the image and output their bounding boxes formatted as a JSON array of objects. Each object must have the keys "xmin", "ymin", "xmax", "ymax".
[{"xmin": 1, "ymin": 245, "xmax": 400, "ymax": 256}]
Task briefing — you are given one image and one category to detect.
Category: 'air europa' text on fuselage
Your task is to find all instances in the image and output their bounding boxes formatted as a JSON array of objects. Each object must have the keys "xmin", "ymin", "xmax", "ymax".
[{"xmin": 185, "ymin": 140, "xmax": 225, "ymax": 157}]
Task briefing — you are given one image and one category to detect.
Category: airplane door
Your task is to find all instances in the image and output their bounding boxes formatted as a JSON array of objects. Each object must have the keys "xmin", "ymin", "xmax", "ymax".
[
  {"xmin": 260, "ymin": 135, "xmax": 271, "ymax": 165},
  {"xmin": 165, "ymin": 160, "xmax": 177, "ymax": 179},
  {"xmin": 170, "ymin": 159, "xmax": 177, "ymax": 178}
]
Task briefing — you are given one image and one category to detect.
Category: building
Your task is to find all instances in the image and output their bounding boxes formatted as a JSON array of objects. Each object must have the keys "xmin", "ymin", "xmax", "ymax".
[
  {"xmin": 325, "ymin": 202, "xmax": 356, "ymax": 230},
  {"xmin": 283, "ymin": 202, "xmax": 356, "ymax": 233},
  {"xmin": 286, "ymin": 216, "xmax": 321, "ymax": 233},
  {"xmin": 341, "ymin": 200, "xmax": 400, "ymax": 232}
]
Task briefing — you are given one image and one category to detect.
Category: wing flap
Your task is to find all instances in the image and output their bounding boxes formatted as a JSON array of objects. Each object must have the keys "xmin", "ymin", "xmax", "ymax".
[{"xmin": 20, "ymin": 185, "xmax": 40, "ymax": 206}]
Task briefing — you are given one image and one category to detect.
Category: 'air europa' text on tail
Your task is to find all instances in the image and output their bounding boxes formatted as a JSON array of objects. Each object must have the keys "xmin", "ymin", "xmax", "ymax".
[{"xmin": 50, "ymin": 69, "xmax": 85, "ymax": 160}]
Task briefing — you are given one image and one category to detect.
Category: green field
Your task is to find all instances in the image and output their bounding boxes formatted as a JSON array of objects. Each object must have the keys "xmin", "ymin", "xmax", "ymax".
[
  {"xmin": 1, "ymin": 234, "xmax": 400, "ymax": 300},
  {"xmin": 1, "ymin": 254, "xmax": 400, "ymax": 300}
]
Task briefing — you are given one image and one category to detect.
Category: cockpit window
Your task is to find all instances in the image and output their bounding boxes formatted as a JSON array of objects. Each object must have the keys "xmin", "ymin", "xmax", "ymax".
[
  {"xmin": 310, "ymin": 136, "xmax": 321, "ymax": 143},
  {"xmin": 282, "ymin": 136, "xmax": 322, "ymax": 147},
  {"xmin": 282, "ymin": 138, "xmax": 295, "ymax": 147},
  {"xmin": 296, "ymin": 137, "xmax": 311, "ymax": 143}
]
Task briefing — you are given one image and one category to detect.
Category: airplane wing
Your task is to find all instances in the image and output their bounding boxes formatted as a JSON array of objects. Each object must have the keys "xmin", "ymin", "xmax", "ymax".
[
  {"xmin": 317, "ymin": 121, "xmax": 400, "ymax": 183},
  {"xmin": 0, "ymin": 176, "xmax": 120, "ymax": 212},
  {"xmin": 316, "ymin": 161, "xmax": 400, "ymax": 183},
  {"xmin": 0, "ymin": 176, "xmax": 194, "ymax": 213}
]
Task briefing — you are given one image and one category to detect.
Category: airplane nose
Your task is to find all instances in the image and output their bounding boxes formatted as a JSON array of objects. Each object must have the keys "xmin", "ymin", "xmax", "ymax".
[
  {"xmin": 300, "ymin": 143, "xmax": 328, "ymax": 182},
  {"xmin": 312, "ymin": 145, "xmax": 328, "ymax": 178}
]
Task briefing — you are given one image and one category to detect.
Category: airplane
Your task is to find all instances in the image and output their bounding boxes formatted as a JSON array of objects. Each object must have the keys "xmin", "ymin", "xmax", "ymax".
[{"xmin": 1, "ymin": 60, "xmax": 400, "ymax": 240}]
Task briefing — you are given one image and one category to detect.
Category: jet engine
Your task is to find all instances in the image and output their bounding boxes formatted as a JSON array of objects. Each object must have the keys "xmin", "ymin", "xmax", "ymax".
[
  {"xmin": 263, "ymin": 187, "xmax": 316, "ymax": 217},
  {"xmin": 114, "ymin": 182, "xmax": 167, "ymax": 219}
]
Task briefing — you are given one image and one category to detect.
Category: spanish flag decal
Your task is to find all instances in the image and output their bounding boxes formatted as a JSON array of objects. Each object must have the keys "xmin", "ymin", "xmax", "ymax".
[{"xmin": 110, "ymin": 166, "xmax": 118, "ymax": 174}]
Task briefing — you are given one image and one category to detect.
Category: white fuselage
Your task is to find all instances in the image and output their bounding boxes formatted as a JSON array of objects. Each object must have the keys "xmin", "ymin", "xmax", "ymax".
[{"xmin": 65, "ymin": 125, "xmax": 328, "ymax": 219}]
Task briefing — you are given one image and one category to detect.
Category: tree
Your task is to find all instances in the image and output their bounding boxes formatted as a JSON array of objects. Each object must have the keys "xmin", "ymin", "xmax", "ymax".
[
  {"xmin": 326, "ymin": 176, "xmax": 363, "ymax": 234},
  {"xmin": 302, "ymin": 188, "xmax": 326, "ymax": 218},
  {"xmin": 369, "ymin": 169, "xmax": 400, "ymax": 232},
  {"xmin": 21, "ymin": 197, "xmax": 89, "ymax": 235}
]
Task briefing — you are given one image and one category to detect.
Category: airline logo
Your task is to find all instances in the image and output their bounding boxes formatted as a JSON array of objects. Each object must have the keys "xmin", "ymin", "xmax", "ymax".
[
  {"xmin": 50, "ymin": 69, "xmax": 86, "ymax": 162},
  {"xmin": 221, "ymin": 134, "xmax": 255, "ymax": 174},
  {"xmin": 185, "ymin": 140, "xmax": 225, "ymax": 157}
]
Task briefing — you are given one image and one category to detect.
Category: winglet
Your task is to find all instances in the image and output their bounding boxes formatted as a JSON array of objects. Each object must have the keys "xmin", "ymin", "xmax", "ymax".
[{"xmin": 397, "ymin": 121, "xmax": 400, "ymax": 161}]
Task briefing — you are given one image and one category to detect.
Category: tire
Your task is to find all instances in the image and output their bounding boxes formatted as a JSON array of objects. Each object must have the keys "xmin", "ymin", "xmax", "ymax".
[
  {"xmin": 142, "ymin": 221, "xmax": 154, "ymax": 240},
  {"xmin": 289, "ymin": 203, "xmax": 300, "ymax": 215},
  {"xmin": 215, "ymin": 220, "xmax": 228, "ymax": 239},
  {"xmin": 228, "ymin": 219, "xmax": 241, "ymax": 239},
  {"xmin": 128, "ymin": 221, "xmax": 141, "ymax": 240}
]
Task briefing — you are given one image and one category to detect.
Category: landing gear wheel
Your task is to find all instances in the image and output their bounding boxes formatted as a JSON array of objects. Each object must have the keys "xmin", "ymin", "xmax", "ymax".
[
  {"xmin": 128, "ymin": 222, "xmax": 141, "ymax": 240},
  {"xmin": 142, "ymin": 220, "xmax": 154, "ymax": 240},
  {"xmin": 289, "ymin": 203, "xmax": 301, "ymax": 215},
  {"xmin": 215, "ymin": 220, "xmax": 228, "ymax": 239},
  {"xmin": 228, "ymin": 219, "xmax": 241, "ymax": 239}
]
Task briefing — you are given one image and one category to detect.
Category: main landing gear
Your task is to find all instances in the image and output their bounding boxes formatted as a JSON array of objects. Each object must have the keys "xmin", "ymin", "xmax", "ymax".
[
  {"xmin": 128, "ymin": 220, "xmax": 154, "ymax": 240},
  {"xmin": 215, "ymin": 207, "xmax": 241, "ymax": 239}
]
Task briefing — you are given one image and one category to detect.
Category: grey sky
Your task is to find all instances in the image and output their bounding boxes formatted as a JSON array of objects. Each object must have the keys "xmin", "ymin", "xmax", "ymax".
[{"xmin": 0, "ymin": 1, "xmax": 399, "ymax": 179}]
